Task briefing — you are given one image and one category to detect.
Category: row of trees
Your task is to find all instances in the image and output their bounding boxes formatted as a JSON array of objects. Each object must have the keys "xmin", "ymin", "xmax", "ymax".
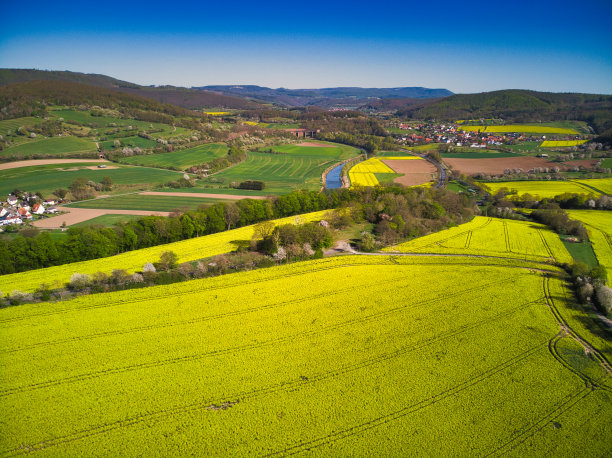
[{"xmin": 0, "ymin": 185, "xmax": 477, "ymax": 275}]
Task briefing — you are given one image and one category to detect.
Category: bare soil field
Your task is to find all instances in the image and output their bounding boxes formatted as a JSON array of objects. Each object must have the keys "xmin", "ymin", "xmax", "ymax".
[
  {"xmin": 33, "ymin": 208, "xmax": 172, "ymax": 228},
  {"xmin": 0, "ymin": 159, "xmax": 107, "ymax": 170},
  {"xmin": 140, "ymin": 192, "xmax": 268, "ymax": 200},
  {"xmin": 445, "ymin": 157, "xmax": 599, "ymax": 175},
  {"xmin": 298, "ymin": 142, "xmax": 335, "ymax": 147},
  {"xmin": 382, "ymin": 159, "xmax": 436, "ymax": 186}
]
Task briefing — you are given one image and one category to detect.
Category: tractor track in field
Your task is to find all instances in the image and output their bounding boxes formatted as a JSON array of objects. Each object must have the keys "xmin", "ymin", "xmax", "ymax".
[
  {"xmin": 484, "ymin": 276, "xmax": 612, "ymax": 456},
  {"xmin": 263, "ymin": 343, "xmax": 545, "ymax": 457},
  {"xmin": 0, "ymin": 275, "xmax": 519, "ymax": 396},
  {"xmin": 485, "ymin": 385, "xmax": 595, "ymax": 456},
  {"xmin": 2, "ymin": 268, "xmax": 474, "ymax": 354},
  {"xmin": 0, "ymin": 255, "xmax": 557, "ymax": 328},
  {"xmin": 1, "ymin": 301, "xmax": 543, "ymax": 457},
  {"xmin": 542, "ymin": 275, "xmax": 612, "ymax": 376}
]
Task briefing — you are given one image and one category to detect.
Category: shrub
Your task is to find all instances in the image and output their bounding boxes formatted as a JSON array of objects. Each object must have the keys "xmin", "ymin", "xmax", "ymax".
[
  {"xmin": 595, "ymin": 286, "xmax": 612, "ymax": 315},
  {"xmin": 69, "ymin": 273, "xmax": 91, "ymax": 291}
]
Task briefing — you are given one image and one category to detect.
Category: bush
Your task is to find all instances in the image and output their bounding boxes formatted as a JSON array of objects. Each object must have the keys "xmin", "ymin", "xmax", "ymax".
[
  {"xmin": 69, "ymin": 273, "xmax": 91, "ymax": 291},
  {"xmin": 595, "ymin": 286, "xmax": 612, "ymax": 315}
]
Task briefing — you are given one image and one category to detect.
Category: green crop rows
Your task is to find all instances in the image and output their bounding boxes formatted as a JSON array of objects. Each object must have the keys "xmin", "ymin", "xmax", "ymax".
[
  {"xmin": 202, "ymin": 142, "xmax": 359, "ymax": 193},
  {"xmin": 118, "ymin": 143, "xmax": 227, "ymax": 169},
  {"xmin": 0, "ymin": 163, "xmax": 183, "ymax": 196},
  {"xmin": 0, "ymin": 136, "xmax": 98, "ymax": 158}
]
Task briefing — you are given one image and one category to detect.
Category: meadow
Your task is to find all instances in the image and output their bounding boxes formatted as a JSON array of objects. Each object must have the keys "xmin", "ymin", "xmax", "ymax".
[
  {"xmin": 484, "ymin": 180, "xmax": 601, "ymax": 199},
  {"xmin": 0, "ymin": 117, "xmax": 43, "ymax": 136},
  {"xmin": 201, "ymin": 142, "xmax": 359, "ymax": 194},
  {"xmin": 68, "ymin": 193, "xmax": 227, "ymax": 211},
  {"xmin": 100, "ymin": 135, "xmax": 158, "ymax": 150},
  {"xmin": 460, "ymin": 125, "xmax": 580, "ymax": 135},
  {"xmin": 0, "ymin": 210, "xmax": 328, "ymax": 293},
  {"xmin": 117, "ymin": 143, "xmax": 227, "ymax": 169},
  {"xmin": 566, "ymin": 210, "xmax": 612, "ymax": 285},
  {"xmin": 0, "ymin": 163, "xmax": 183, "ymax": 197},
  {"xmin": 0, "ymin": 255, "xmax": 609, "ymax": 455},
  {"xmin": 0, "ymin": 136, "xmax": 97, "ymax": 159},
  {"xmin": 49, "ymin": 109, "xmax": 172, "ymax": 132},
  {"xmin": 384, "ymin": 216, "xmax": 573, "ymax": 264}
]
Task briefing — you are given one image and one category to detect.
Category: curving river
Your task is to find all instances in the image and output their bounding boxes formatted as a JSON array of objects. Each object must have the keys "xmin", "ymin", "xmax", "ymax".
[{"xmin": 325, "ymin": 163, "xmax": 344, "ymax": 189}]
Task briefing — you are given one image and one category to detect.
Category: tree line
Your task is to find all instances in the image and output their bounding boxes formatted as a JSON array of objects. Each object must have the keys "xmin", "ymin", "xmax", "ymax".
[{"xmin": 0, "ymin": 185, "xmax": 476, "ymax": 276}]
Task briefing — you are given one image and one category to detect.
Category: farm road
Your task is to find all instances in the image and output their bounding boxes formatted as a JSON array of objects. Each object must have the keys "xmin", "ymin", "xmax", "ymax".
[
  {"xmin": 33, "ymin": 208, "xmax": 172, "ymax": 228},
  {"xmin": 140, "ymin": 191, "xmax": 268, "ymax": 200},
  {"xmin": 0, "ymin": 158, "xmax": 108, "ymax": 170}
]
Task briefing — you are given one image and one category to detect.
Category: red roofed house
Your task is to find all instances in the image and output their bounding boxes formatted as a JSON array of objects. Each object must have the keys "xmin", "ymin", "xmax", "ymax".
[
  {"xmin": 18, "ymin": 208, "xmax": 32, "ymax": 219},
  {"xmin": 32, "ymin": 203, "xmax": 45, "ymax": 215}
]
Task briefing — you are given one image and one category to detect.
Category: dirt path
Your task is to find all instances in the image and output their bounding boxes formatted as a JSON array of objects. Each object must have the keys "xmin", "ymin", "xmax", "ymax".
[
  {"xmin": 0, "ymin": 159, "xmax": 108, "ymax": 171},
  {"xmin": 139, "ymin": 191, "xmax": 268, "ymax": 200},
  {"xmin": 33, "ymin": 208, "xmax": 172, "ymax": 228}
]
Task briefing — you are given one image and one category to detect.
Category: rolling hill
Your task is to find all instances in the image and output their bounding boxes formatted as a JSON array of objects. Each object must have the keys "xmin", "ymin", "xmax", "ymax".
[
  {"xmin": 394, "ymin": 89, "xmax": 612, "ymax": 134},
  {"xmin": 0, "ymin": 69, "xmax": 264, "ymax": 110}
]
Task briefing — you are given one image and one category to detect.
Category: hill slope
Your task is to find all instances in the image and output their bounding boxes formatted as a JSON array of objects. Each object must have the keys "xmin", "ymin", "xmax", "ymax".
[
  {"xmin": 0, "ymin": 69, "xmax": 263, "ymax": 110},
  {"xmin": 396, "ymin": 89, "xmax": 612, "ymax": 134}
]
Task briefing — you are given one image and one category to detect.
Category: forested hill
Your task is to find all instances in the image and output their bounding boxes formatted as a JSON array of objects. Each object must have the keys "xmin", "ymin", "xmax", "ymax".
[
  {"xmin": 0, "ymin": 80, "xmax": 202, "ymax": 121},
  {"xmin": 195, "ymin": 85, "xmax": 452, "ymax": 107},
  {"xmin": 395, "ymin": 89, "xmax": 612, "ymax": 134},
  {"xmin": 0, "ymin": 69, "xmax": 263, "ymax": 110}
]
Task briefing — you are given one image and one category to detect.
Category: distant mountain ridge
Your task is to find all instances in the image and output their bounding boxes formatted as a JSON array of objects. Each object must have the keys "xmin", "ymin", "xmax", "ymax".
[{"xmin": 194, "ymin": 85, "xmax": 453, "ymax": 107}]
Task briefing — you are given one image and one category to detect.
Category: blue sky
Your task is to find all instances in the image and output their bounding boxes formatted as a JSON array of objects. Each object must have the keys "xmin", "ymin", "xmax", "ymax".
[{"xmin": 1, "ymin": 0, "xmax": 611, "ymax": 93}]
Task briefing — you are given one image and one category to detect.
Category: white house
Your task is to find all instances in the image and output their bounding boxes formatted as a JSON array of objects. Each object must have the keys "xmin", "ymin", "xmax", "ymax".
[
  {"xmin": 32, "ymin": 203, "xmax": 45, "ymax": 215},
  {"xmin": 7, "ymin": 196, "xmax": 18, "ymax": 206}
]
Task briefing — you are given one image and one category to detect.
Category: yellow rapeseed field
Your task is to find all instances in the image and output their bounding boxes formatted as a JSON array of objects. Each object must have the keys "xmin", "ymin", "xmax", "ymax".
[
  {"xmin": 1, "ymin": 254, "xmax": 609, "ymax": 455},
  {"xmin": 566, "ymin": 210, "xmax": 612, "ymax": 285},
  {"xmin": 384, "ymin": 216, "xmax": 572, "ymax": 264},
  {"xmin": 572, "ymin": 178, "xmax": 612, "ymax": 195},
  {"xmin": 349, "ymin": 158, "xmax": 405, "ymax": 187},
  {"xmin": 484, "ymin": 181, "xmax": 600, "ymax": 199},
  {"xmin": 461, "ymin": 125, "xmax": 579, "ymax": 134},
  {"xmin": 0, "ymin": 211, "xmax": 329, "ymax": 293},
  {"xmin": 540, "ymin": 140, "xmax": 588, "ymax": 147}
]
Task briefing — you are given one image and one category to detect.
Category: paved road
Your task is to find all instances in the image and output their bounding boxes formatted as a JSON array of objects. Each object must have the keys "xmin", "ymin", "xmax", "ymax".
[{"xmin": 413, "ymin": 153, "xmax": 447, "ymax": 188}]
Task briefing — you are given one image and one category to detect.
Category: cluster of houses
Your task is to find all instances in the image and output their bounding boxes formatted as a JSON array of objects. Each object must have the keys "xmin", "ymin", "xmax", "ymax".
[
  {"xmin": 0, "ymin": 195, "xmax": 59, "ymax": 227},
  {"xmin": 394, "ymin": 123, "xmax": 583, "ymax": 148}
]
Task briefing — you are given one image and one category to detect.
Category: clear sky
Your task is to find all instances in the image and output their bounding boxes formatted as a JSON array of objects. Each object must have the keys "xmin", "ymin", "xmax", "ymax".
[{"xmin": 1, "ymin": 0, "xmax": 611, "ymax": 94}]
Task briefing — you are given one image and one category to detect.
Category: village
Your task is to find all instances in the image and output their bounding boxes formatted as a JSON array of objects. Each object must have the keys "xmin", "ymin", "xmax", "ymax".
[
  {"xmin": 0, "ymin": 193, "xmax": 59, "ymax": 227},
  {"xmin": 393, "ymin": 122, "xmax": 585, "ymax": 148}
]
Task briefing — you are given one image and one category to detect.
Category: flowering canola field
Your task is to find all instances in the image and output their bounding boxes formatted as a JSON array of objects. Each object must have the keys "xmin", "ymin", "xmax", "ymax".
[
  {"xmin": 0, "ymin": 211, "xmax": 328, "ymax": 294},
  {"xmin": 484, "ymin": 181, "xmax": 601, "ymax": 199},
  {"xmin": 566, "ymin": 210, "xmax": 612, "ymax": 285},
  {"xmin": 540, "ymin": 140, "xmax": 588, "ymax": 147},
  {"xmin": 1, "ymin": 254, "xmax": 609, "ymax": 455},
  {"xmin": 572, "ymin": 178, "xmax": 612, "ymax": 195},
  {"xmin": 385, "ymin": 216, "xmax": 573, "ymax": 264},
  {"xmin": 460, "ymin": 125, "xmax": 579, "ymax": 134}
]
